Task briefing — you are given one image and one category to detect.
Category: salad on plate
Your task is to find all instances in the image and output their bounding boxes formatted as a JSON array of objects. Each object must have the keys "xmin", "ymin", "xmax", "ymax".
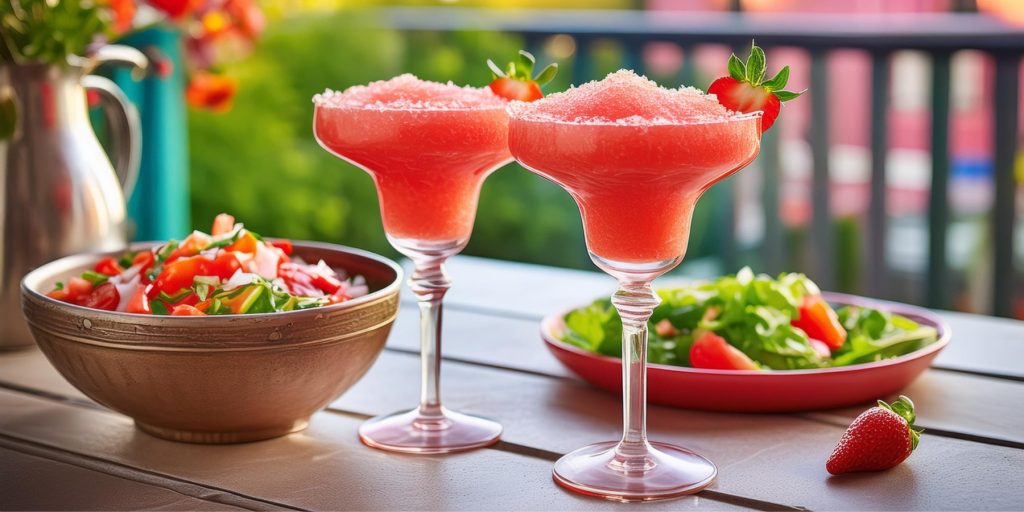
[
  {"xmin": 562, "ymin": 268, "xmax": 939, "ymax": 370},
  {"xmin": 46, "ymin": 214, "xmax": 367, "ymax": 316}
]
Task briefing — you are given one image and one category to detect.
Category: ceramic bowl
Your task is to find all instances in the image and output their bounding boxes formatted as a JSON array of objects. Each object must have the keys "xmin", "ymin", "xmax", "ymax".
[
  {"xmin": 542, "ymin": 292, "xmax": 951, "ymax": 412},
  {"xmin": 21, "ymin": 241, "xmax": 401, "ymax": 443}
]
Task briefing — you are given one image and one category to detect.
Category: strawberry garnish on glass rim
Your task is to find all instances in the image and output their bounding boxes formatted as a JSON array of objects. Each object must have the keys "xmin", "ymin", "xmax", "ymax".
[
  {"xmin": 708, "ymin": 41, "xmax": 803, "ymax": 132},
  {"xmin": 487, "ymin": 50, "xmax": 558, "ymax": 102}
]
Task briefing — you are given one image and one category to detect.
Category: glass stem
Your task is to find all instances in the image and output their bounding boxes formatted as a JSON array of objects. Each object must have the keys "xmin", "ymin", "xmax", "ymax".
[
  {"xmin": 610, "ymin": 281, "xmax": 660, "ymax": 467},
  {"xmin": 409, "ymin": 254, "xmax": 451, "ymax": 419}
]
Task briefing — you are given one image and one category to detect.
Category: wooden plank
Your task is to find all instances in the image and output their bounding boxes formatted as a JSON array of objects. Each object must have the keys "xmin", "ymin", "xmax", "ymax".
[
  {"xmin": 0, "ymin": 389, "xmax": 741, "ymax": 511},
  {"xmin": 0, "ymin": 445, "xmax": 246, "ymax": 511},
  {"xmin": 334, "ymin": 352, "xmax": 1024, "ymax": 511},
  {"xmin": 4, "ymin": 345, "xmax": 1024, "ymax": 509},
  {"xmin": 807, "ymin": 369, "xmax": 1024, "ymax": 447},
  {"xmin": 430, "ymin": 257, "xmax": 1024, "ymax": 379},
  {"xmin": 8, "ymin": 317, "xmax": 1022, "ymax": 447}
]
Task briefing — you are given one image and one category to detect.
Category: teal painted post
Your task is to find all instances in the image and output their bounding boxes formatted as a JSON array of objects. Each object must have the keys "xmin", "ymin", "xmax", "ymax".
[{"xmin": 110, "ymin": 27, "xmax": 190, "ymax": 241}]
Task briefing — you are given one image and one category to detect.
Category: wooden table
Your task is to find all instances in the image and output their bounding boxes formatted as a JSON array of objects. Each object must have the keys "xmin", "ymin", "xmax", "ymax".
[{"xmin": 2, "ymin": 256, "xmax": 1023, "ymax": 510}]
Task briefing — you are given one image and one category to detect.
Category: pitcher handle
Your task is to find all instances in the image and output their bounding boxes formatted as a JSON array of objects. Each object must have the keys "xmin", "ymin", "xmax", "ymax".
[{"xmin": 83, "ymin": 75, "xmax": 142, "ymax": 200}]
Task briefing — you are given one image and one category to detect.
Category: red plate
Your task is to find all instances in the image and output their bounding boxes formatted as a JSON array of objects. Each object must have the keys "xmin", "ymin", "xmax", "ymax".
[{"xmin": 542, "ymin": 292, "xmax": 951, "ymax": 412}]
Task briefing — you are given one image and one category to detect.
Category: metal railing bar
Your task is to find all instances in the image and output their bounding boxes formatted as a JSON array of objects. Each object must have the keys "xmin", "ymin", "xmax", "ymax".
[
  {"xmin": 991, "ymin": 52, "xmax": 1020, "ymax": 318},
  {"xmin": 761, "ymin": 117, "xmax": 784, "ymax": 275},
  {"xmin": 927, "ymin": 51, "xmax": 952, "ymax": 309},
  {"xmin": 378, "ymin": 9, "xmax": 1024, "ymax": 52},
  {"xmin": 867, "ymin": 50, "xmax": 891, "ymax": 297},
  {"xmin": 570, "ymin": 36, "xmax": 592, "ymax": 86},
  {"xmin": 809, "ymin": 48, "xmax": 834, "ymax": 290}
]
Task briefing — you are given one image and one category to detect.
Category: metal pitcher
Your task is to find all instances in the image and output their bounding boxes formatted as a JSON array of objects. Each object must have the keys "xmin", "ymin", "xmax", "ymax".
[{"xmin": 0, "ymin": 46, "xmax": 146, "ymax": 349}]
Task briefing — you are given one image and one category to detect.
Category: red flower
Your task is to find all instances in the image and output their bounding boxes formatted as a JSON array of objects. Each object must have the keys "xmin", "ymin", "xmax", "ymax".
[
  {"xmin": 186, "ymin": 72, "xmax": 237, "ymax": 112},
  {"xmin": 147, "ymin": 0, "xmax": 203, "ymax": 18},
  {"xmin": 225, "ymin": 0, "xmax": 264, "ymax": 39}
]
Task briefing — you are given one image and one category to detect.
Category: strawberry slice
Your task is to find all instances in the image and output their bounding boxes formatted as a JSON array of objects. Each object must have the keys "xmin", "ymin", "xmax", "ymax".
[
  {"xmin": 689, "ymin": 331, "xmax": 759, "ymax": 371},
  {"xmin": 487, "ymin": 50, "xmax": 558, "ymax": 102},
  {"xmin": 827, "ymin": 395, "xmax": 923, "ymax": 475},
  {"xmin": 708, "ymin": 42, "xmax": 803, "ymax": 132}
]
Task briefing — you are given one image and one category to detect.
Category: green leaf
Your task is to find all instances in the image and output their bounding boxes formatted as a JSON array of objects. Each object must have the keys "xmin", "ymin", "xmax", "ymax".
[
  {"xmin": 533, "ymin": 63, "xmax": 559, "ymax": 86},
  {"xmin": 195, "ymin": 283, "xmax": 211, "ymax": 302},
  {"xmin": 117, "ymin": 251, "xmax": 137, "ymax": 269},
  {"xmin": 81, "ymin": 271, "xmax": 108, "ymax": 286},
  {"xmin": 54, "ymin": 281, "xmax": 64, "ymax": 291},
  {"xmin": 774, "ymin": 90, "xmax": 804, "ymax": 102},
  {"xmin": 151, "ymin": 301, "xmax": 170, "ymax": 316},
  {"xmin": 486, "ymin": 59, "xmax": 506, "ymax": 78},
  {"xmin": 517, "ymin": 50, "xmax": 535, "ymax": 77},
  {"xmin": 727, "ymin": 53, "xmax": 746, "ymax": 81},
  {"xmin": 762, "ymin": 65, "xmax": 790, "ymax": 90},
  {"xmin": 745, "ymin": 43, "xmax": 766, "ymax": 85}
]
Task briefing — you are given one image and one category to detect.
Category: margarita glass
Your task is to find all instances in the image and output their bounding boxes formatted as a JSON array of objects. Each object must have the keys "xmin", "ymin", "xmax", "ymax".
[
  {"xmin": 508, "ymin": 71, "xmax": 762, "ymax": 500},
  {"xmin": 313, "ymin": 74, "xmax": 509, "ymax": 453}
]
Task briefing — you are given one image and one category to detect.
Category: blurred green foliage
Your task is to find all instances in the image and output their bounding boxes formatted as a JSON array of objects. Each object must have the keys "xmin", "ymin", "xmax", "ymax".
[{"xmin": 189, "ymin": 10, "xmax": 721, "ymax": 270}]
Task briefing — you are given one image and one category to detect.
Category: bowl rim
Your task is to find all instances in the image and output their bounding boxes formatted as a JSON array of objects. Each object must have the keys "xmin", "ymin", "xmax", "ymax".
[
  {"xmin": 542, "ymin": 291, "xmax": 952, "ymax": 376},
  {"xmin": 21, "ymin": 239, "xmax": 404, "ymax": 322}
]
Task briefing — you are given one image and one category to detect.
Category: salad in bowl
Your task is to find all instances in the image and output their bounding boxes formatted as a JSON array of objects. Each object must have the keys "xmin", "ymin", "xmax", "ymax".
[
  {"xmin": 545, "ymin": 268, "xmax": 950, "ymax": 412},
  {"xmin": 46, "ymin": 214, "xmax": 367, "ymax": 316}
]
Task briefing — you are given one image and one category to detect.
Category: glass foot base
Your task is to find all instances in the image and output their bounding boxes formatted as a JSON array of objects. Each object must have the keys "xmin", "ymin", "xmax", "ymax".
[
  {"xmin": 552, "ymin": 441, "xmax": 716, "ymax": 502},
  {"xmin": 358, "ymin": 407, "xmax": 502, "ymax": 454}
]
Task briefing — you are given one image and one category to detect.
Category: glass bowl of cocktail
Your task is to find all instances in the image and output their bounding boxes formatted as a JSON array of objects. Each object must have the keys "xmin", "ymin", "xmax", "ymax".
[
  {"xmin": 509, "ymin": 70, "xmax": 763, "ymax": 500},
  {"xmin": 313, "ymin": 75, "xmax": 510, "ymax": 453}
]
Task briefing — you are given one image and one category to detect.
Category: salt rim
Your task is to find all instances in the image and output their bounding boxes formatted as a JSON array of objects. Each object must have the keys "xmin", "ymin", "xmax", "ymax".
[
  {"xmin": 313, "ymin": 73, "xmax": 507, "ymax": 111},
  {"xmin": 507, "ymin": 69, "xmax": 757, "ymax": 126}
]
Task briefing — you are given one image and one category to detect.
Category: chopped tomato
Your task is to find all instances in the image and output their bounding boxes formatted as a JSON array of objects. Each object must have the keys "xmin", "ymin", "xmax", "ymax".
[
  {"xmin": 165, "ymin": 231, "xmax": 213, "ymax": 263},
  {"xmin": 226, "ymin": 231, "xmax": 258, "ymax": 254},
  {"xmin": 211, "ymin": 213, "xmax": 235, "ymax": 236},
  {"xmin": 47, "ymin": 289, "xmax": 71, "ymax": 301},
  {"xmin": 78, "ymin": 283, "xmax": 120, "ymax": 311},
  {"xmin": 792, "ymin": 295, "xmax": 847, "ymax": 351},
  {"xmin": 194, "ymin": 299, "xmax": 212, "ymax": 312},
  {"xmin": 67, "ymin": 277, "xmax": 93, "ymax": 299},
  {"xmin": 153, "ymin": 253, "xmax": 240, "ymax": 295},
  {"xmin": 94, "ymin": 257, "xmax": 124, "ymax": 277},
  {"xmin": 312, "ymin": 273, "xmax": 342, "ymax": 294},
  {"xmin": 268, "ymin": 239, "xmax": 293, "ymax": 256},
  {"xmin": 125, "ymin": 285, "xmax": 151, "ymax": 314},
  {"xmin": 132, "ymin": 251, "xmax": 156, "ymax": 272},
  {"xmin": 690, "ymin": 331, "xmax": 759, "ymax": 370},
  {"xmin": 171, "ymin": 304, "xmax": 206, "ymax": 316}
]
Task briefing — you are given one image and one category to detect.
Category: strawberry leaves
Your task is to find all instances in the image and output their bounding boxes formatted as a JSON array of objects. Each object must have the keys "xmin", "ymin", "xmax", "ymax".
[
  {"xmin": 725, "ymin": 41, "xmax": 803, "ymax": 102},
  {"xmin": 487, "ymin": 50, "xmax": 558, "ymax": 86},
  {"xmin": 878, "ymin": 395, "xmax": 924, "ymax": 450},
  {"xmin": 487, "ymin": 50, "xmax": 559, "ymax": 102}
]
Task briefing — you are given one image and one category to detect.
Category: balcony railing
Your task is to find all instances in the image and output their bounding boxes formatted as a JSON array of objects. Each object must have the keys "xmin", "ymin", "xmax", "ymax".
[{"xmin": 376, "ymin": 7, "xmax": 1023, "ymax": 318}]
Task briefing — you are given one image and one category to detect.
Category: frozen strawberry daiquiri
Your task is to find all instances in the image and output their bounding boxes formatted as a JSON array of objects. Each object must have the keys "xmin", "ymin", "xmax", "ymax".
[
  {"xmin": 313, "ymin": 74, "xmax": 510, "ymax": 453},
  {"xmin": 510, "ymin": 70, "xmax": 761, "ymax": 266},
  {"xmin": 509, "ymin": 70, "xmax": 764, "ymax": 500},
  {"xmin": 314, "ymin": 74, "xmax": 510, "ymax": 242}
]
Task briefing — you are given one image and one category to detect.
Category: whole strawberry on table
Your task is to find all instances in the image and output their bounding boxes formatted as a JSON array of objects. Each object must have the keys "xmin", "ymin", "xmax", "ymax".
[
  {"xmin": 47, "ymin": 214, "xmax": 368, "ymax": 316},
  {"xmin": 827, "ymin": 395, "xmax": 923, "ymax": 475}
]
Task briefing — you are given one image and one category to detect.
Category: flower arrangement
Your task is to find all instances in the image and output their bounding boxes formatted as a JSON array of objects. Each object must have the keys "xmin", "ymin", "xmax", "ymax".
[{"xmin": 0, "ymin": 0, "xmax": 263, "ymax": 111}]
